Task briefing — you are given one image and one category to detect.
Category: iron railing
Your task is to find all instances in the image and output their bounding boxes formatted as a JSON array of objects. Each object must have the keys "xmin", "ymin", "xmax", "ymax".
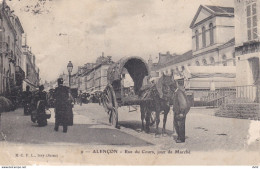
[{"xmin": 205, "ymin": 85, "xmax": 259, "ymax": 107}]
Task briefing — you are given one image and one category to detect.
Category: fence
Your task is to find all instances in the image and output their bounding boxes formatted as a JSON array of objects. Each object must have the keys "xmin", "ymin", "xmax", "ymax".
[{"xmin": 205, "ymin": 85, "xmax": 259, "ymax": 107}]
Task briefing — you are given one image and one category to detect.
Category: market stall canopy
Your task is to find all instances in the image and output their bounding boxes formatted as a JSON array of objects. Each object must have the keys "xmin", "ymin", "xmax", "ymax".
[
  {"xmin": 183, "ymin": 66, "xmax": 236, "ymax": 79},
  {"xmin": 183, "ymin": 66, "xmax": 236, "ymax": 90},
  {"xmin": 107, "ymin": 56, "xmax": 150, "ymax": 93}
]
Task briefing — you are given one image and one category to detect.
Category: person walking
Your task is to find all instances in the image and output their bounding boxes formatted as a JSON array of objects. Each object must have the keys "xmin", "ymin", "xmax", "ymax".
[
  {"xmin": 53, "ymin": 78, "xmax": 73, "ymax": 133},
  {"xmin": 32, "ymin": 85, "xmax": 49, "ymax": 127},
  {"xmin": 22, "ymin": 86, "xmax": 32, "ymax": 115}
]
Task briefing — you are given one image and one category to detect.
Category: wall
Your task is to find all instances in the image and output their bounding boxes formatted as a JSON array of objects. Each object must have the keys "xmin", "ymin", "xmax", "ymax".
[{"xmin": 215, "ymin": 17, "xmax": 235, "ymax": 44}]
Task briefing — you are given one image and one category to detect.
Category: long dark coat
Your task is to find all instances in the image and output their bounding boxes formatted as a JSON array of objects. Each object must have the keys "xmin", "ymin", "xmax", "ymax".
[{"xmin": 54, "ymin": 86, "xmax": 73, "ymax": 126}]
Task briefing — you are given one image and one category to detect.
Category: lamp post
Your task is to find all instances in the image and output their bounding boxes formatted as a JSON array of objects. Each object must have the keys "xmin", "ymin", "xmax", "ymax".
[{"xmin": 67, "ymin": 61, "xmax": 73, "ymax": 87}]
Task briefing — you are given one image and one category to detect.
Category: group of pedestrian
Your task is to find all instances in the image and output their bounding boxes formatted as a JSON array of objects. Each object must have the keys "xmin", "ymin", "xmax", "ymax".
[{"xmin": 22, "ymin": 78, "xmax": 73, "ymax": 133}]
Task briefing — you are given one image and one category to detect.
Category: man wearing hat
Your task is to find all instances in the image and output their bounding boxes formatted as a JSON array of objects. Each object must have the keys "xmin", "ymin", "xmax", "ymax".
[
  {"xmin": 53, "ymin": 78, "xmax": 73, "ymax": 133},
  {"xmin": 22, "ymin": 85, "xmax": 32, "ymax": 115}
]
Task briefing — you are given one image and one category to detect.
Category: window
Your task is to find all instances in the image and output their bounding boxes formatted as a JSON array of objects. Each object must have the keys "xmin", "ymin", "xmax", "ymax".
[
  {"xmin": 196, "ymin": 61, "xmax": 200, "ymax": 66},
  {"xmin": 222, "ymin": 55, "xmax": 227, "ymax": 66},
  {"xmin": 202, "ymin": 26, "xmax": 206, "ymax": 47},
  {"xmin": 209, "ymin": 23, "xmax": 214, "ymax": 45},
  {"xmin": 210, "ymin": 57, "xmax": 215, "ymax": 65},
  {"xmin": 195, "ymin": 30, "xmax": 199, "ymax": 50},
  {"xmin": 202, "ymin": 59, "xmax": 207, "ymax": 65},
  {"xmin": 247, "ymin": 2, "xmax": 258, "ymax": 40}
]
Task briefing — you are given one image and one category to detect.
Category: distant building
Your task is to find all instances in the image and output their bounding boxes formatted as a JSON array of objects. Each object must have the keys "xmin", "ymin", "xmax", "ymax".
[
  {"xmin": 68, "ymin": 54, "xmax": 113, "ymax": 93},
  {"xmin": 22, "ymin": 45, "xmax": 40, "ymax": 91},
  {"xmin": 59, "ymin": 72, "xmax": 69, "ymax": 87},
  {"xmin": 85, "ymin": 56, "xmax": 113, "ymax": 92}
]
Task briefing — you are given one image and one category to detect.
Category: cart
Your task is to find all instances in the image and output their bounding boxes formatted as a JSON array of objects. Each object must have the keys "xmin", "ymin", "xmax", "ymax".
[{"xmin": 102, "ymin": 56, "xmax": 152, "ymax": 128}]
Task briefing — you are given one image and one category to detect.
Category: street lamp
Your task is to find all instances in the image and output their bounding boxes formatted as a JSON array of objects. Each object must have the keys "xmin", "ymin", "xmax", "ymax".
[{"xmin": 67, "ymin": 61, "xmax": 73, "ymax": 87}]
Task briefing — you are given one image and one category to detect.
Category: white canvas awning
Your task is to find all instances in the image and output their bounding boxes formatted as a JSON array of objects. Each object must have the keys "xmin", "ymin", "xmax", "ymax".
[
  {"xmin": 184, "ymin": 66, "xmax": 236, "ymax": 79},
  {"xmin": 183, "ymin": 66, "xmax": 236, "ymax": 90}
]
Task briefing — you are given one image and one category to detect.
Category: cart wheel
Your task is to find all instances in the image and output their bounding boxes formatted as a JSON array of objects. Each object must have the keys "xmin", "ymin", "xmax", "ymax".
[{"xmin": 104, "ymin": 84, "xmax": 118, "ymax": 128}]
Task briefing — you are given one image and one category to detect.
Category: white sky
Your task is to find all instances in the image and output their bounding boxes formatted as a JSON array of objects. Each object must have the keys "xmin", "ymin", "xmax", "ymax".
[{"xmin": 7, "ymin": 0, "xmax": 234, "ymax": 82}]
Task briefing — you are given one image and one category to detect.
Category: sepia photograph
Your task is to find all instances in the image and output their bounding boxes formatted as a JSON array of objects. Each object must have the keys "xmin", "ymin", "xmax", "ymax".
[{"xmin": 0, "ymin": 0, "xmax": 259, "ymax": 166}]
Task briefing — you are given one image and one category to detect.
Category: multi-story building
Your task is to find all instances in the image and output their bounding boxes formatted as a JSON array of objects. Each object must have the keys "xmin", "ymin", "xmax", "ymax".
[
  {"xmin": 153, "ymin": 5, "xmax": 236, "ymax": 85},
  {"xmin": 70, "ymin": 63, "xmax": 95, "ymax": 91},
  {"xmin": 85, "ymin": 55, "xmax": 113, "ymax": 92},
  {"xmin": 149, "ymin": 5, "xmax": 237, "ymax": 105},
  {"xmin": 235, "ymin": 0, "xmax": 260, "ymax": 102},
  {"xmin": 22, "ymin": 45, "xmax": 40, "ymax": 91},
  {"xmin": 0, "ymin": 0, "xmax": 25, "ymax": 96},
  {"xmin": 155, "ymin": 5, "xmax": 236, "ymax": 76},
  {"xmin": 190, "ymin": 5, "xmax": 235, "ymax": 67}
]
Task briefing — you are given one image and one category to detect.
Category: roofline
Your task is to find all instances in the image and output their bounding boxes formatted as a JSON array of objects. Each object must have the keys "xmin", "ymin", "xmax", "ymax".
[
  {"xmin": 15, "ymin": 17, "xmax": 24, "ymax": 33},
  {"xmin": 190, "ymin": 5, "xmax": 234, "ymax": 29},
  {"xmin": 190, "ymin": 5, "xmax": 215, "ymax": 29}
]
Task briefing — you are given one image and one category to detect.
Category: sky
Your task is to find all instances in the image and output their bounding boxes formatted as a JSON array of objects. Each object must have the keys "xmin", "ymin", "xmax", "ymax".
[{"xmin": 6, "ymin": 0, "xmax": 234, "ymax": 82}]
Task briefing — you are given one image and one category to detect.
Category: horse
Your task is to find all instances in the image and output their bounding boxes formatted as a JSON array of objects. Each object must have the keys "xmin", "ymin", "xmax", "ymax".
[{"xmin": 140, "ymin": 73, "xmax": 176, "ymax": 135}]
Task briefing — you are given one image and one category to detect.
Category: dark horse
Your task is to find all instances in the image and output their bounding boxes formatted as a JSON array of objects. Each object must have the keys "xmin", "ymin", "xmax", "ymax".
[{"xmin": 140, "ymin": 73, "xmax": 176, "ymax": 135}]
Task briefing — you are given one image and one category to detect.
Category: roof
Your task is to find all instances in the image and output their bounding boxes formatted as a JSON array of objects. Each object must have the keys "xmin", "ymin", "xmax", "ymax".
[
  {"xmin": 190, "ymin": 5, "xmax": 234, "ymax": 28},
  {"xmin": 205, "ymin": 5, "xmax": 234, "ymax": 14},
  {"xmin": 155, "ymin": 50, "xmax": 193, "ymax": 70}
]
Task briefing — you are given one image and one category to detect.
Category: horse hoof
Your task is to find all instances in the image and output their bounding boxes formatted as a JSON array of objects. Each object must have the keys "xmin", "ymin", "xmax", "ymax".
[
  {"xmin": 162, "ymin": 133, "xmax": 167, "ymax": 137},
  {"xmin": 155, "ymin": 133, "xmax": 160, "ymax": 138}
]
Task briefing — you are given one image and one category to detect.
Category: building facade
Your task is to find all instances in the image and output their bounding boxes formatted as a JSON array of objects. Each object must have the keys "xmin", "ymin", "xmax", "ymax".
[
  {"xmin": 0, "ymin": 0, "xmax": 25, "ymax": 97},
  {"xmin": 235, "ymin": 0, "xmax": 260, "ymax": 102},
  {"xmin": 154, "ymin": 5, "xmax": 236, "ymax": 84},
  {"xmin": 22, "ymin": 45, "xmax": 40, "ymax": 91},
  {"xmin": 65, "ymin": 54, "xmax": 113, "ymax": 93},
  {"xmin": 85, "ymin": 63, "xmax": 111, "ymax": 92},
  {"xmin": 85, "ymin": 55, "xmax": 113, "ymax": 92}
]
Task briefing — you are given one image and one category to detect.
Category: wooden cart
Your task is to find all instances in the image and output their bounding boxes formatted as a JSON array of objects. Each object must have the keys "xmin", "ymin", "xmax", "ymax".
[{"xmin": 102, "ymin": 56, "xmax": 152, "ymax": 128}]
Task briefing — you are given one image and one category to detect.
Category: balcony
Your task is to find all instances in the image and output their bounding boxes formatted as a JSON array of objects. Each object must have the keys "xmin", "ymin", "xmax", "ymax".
[{"xmin": 0, "ymin": 42, "xmax": 16, "ymax": 64}]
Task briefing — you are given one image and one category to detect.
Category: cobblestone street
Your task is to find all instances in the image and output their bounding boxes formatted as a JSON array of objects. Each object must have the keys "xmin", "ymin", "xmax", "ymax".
[
  {"xmin": 1, "ymin": 103, "xmax": 259, "ymax": 151},
  {"xmin": 0, "ymin": 103, "xmax": 260, "ymax": 165}
]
